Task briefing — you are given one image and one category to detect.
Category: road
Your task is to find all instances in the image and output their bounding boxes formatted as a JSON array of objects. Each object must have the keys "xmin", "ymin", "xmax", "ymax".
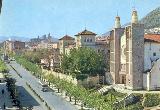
[
  {"xmin": 7, "ymin": 63, "xmax": 45, "ymax": 110},
  {"xmin": 8, "ymin": 61, "xmax": 77, "ymax": 110}
]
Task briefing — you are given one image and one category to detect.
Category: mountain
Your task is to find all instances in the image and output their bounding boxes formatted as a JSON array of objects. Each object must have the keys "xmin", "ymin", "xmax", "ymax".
[
  {"xmin": 140, "ymin": 7, "xmax": 160, "ymax": 29},
  {"xmin": 0, "ymin": 36, "xmax": 30, "ymax": 43},
  {"xmin": 103, "ymin": 7, "xmax": 160, "ymax": 36}
]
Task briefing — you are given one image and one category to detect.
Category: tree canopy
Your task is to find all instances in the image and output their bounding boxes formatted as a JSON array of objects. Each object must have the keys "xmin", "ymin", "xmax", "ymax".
[
  {"xmin": 61, "ymin": 47, "xmax": 106, "ymax": 80},
  {"xmin": 0, "ymin": 59, "xmax": 8, "ymax": 73}
]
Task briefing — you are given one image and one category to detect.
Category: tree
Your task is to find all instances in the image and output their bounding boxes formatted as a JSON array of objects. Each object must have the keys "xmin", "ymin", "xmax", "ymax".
[
  {"xmin": 0, "ymin": 60, "xmax": 9, "ymax": 73},
  {"xmin": 61, "ymin": 47, "xmax": 106, "ymax": 80}
]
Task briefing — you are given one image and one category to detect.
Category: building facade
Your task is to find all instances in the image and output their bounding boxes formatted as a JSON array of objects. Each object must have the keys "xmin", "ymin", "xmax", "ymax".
[
  {"xmin": 59, "ymin": 35, "xmax": 75, "ymax": 54},
  {"xmin": 75, "ymin": 29, "xmax": 96, "ymax": 49}
]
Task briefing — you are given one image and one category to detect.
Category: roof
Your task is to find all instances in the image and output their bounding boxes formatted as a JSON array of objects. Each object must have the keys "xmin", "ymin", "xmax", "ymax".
[
  {"xmin": 144, "ymin": 34, "xmax": 160, "ymax": 43},
  {"xmin": 59, "ymin": 35, "xmax": 75, "ymax": 40},
  {"xmin": 75, "ymin": 29, "xmax": 97, "ymax": 36}
]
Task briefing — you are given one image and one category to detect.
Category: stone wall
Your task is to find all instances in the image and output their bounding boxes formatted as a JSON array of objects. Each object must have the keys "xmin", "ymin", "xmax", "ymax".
[{"xmin": 42, "ymin": 69, "xmax": 99, "ymax": 86}]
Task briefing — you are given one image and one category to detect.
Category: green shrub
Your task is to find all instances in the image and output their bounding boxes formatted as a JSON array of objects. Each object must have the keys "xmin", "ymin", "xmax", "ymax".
[
  {"xmin": 127, "ymin": 102, "xmax": 144, "ymax": 110},
  {"xmin": 143, "ymin": 93, "xmax": 160, "ymax": 107}
]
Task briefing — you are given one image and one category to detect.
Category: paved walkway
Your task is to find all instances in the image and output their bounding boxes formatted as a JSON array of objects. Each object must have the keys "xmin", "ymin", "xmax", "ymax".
[{"xmin": 0, "ymin": 83, "xmax": 13, "ymax": 110}]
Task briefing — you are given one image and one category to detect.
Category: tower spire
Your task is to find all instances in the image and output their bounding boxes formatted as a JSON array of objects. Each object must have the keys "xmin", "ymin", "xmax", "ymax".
[{"xmin": 115, "ymin": 13, "xmax": 121, "ymax": 28}]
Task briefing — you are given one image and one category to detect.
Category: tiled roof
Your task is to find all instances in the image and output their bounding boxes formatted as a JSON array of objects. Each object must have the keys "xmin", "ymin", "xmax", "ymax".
[
  {"xmin": 75, "ymin": 29, "xmax": 97, "ymax": 36},
  {"xmin": 144, "ymin": 34, "xmax": 160, "ymax": 43},
  {"xmin": 59, "ymin": 35, "xmax": 75, "ymax": 40}
]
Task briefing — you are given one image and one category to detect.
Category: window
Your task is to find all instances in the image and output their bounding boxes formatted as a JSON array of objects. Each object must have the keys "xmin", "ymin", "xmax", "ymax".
[
  {"xmin": 84, "ymin": 38, "xmax": 86, "ymax": 42},
  {"xmin": 90, "ymin": 38, "xmax": 92, "ymax": 42},
  {"xmin": 87, "ymin": 38, "xmax": 89, "ymax": 42},
  {"xmin": 153, "ymin": 52, "xmax": 156, "ymax": 56}
]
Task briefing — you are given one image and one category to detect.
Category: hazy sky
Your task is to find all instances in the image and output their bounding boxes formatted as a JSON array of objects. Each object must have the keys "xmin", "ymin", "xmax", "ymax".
[{"xmin": 0, "ymin": 0, "xmax": 159, "ymax": 39}]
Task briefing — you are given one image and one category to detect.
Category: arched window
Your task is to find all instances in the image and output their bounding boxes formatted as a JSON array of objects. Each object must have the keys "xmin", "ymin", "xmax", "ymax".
[
  {"xmin": 90, "ymin": 38, "xmax": 92, "ymax": 42},
  {"xmin": 84, "ymin": 38, "xmax": 86, "ymax": 42},
  {"xmin": 87, "ymin": 38, "xmax": 89, "ymax": 42}
]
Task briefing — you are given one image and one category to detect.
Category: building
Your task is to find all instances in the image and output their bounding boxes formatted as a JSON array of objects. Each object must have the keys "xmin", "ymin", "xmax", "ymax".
[
  {"xmin": 59, "ymin": 35, "xmax": 75, "ymax": 54},
  {"xmin": 13, "ymin": 41, "xmax": 25, "ymax": 50},
  {"xmin": 75, "ymin": 29, "xmax": 97, "ymax": 49},
  {"xmin": 109, "ymin": 9, "xmax": 144, "ymax": 90},
  {"xmin": 143, "ymin": 34, "xmax": 160, "ymax": 90},
  {"xmin": 47, "ymin": 42, "xmax": 59, "ymax": 50},
  {"xmin": 144, "ymin": 34, "xmax": 160, "ymax": 71},
  {"xmin": 3, "ymin": 40, "xmax": 25, "ymax": 55},
  {"xmin": 37, "ymin": 41, "xmax": 48, "ymax": 49},
  {"xmin": 64, "ymin": 43, "xmax": 75, "ymax": 55},
  {"xmin": 3, "ymin": 40, "xmax": 13, "ymax": 54},
  {"xmin": 30, "ymin": 33, "xmax": 53, "ymax": 46}
]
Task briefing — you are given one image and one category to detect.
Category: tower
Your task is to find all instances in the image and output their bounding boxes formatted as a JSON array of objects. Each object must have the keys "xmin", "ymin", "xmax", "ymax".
[
  {"xmin": 110, "ymin": 15, "xmax": 124, "ymax": 84},
  {"xmin": 125, "ymin": 9, "xmax": 144, "ymax": 90},
  {"xmin": 115, "ymin": 16, "xmax": 121, "ymax": 28},
  {"xmin": 131, "ymin": 9, "xmax": 138, "ymax": 24}
]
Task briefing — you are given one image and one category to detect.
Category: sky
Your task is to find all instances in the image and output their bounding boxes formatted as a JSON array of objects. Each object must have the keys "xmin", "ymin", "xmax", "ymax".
[{"xmin": 0, "ymin": 0, "xmax": 160, "ymax": 39}]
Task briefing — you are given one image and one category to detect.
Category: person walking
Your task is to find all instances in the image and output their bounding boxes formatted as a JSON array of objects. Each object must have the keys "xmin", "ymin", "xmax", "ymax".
[
  {"xmin": 2, "ymin": 89, "xmax": 4, "ymax": 94},
  {"xmin": 3, "ymin": 103, "xmax": 6, "ymax": 109}
]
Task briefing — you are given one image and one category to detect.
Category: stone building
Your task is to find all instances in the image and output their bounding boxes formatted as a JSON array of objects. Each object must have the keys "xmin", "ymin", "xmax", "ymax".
[
  {"xmin": 3, "ymin": 40, "xmax": 25, "ymax": 55},
  {"xmin": 13, "ymin": 41, "xmax": 25, "ymax": 50},
  {"xmin": 109, "ymin": 9, "xmax": 144, "ymax": 90},
  {"xmin": 3, "ymin": 40, "xmax": 13, "ymax": 54},
  {"xmin": 75, "ymin": 29, "xmax": 97, "ymax": 49},
  {"xmin": 59, "ymin": 35, "xmax": 75, "ymax": 54}
]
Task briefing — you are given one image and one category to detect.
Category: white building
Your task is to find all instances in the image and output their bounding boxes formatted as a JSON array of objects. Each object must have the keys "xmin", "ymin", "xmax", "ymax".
[
  {"xmin": 144, "ymin": 34, "xmax": 160, "ymax": 71},
  {"xmin": 143, "ymin": 34, "xmax": 160, "ymax": 90}
]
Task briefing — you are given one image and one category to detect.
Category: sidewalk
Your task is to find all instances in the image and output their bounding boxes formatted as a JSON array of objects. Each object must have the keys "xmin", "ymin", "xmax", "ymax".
[{"xmin": 0, "ymin": 83, "xmax": 13, "ymax": 110}]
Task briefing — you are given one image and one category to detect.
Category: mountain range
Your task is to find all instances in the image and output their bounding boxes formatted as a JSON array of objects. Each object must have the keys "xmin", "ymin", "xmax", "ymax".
[
  {"xmin": 0, "ymin": 36, "xmax": 58, "ymax": 43},
  {"xmin": 103, "ymin": 7, "xmax": 160, "ymax": 36}
]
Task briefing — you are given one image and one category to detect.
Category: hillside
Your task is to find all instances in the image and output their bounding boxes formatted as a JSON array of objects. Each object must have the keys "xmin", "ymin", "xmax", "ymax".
[{"xmin": 140, "ymin": 7, "xmax": 160, "ymax": 29}]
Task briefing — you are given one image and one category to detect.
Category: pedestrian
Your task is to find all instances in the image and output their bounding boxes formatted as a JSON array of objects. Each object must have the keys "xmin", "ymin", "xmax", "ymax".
[
  {"xmin": 3, "ymin": 103, "xmax": 5, "ymax": 109},
  {"xmin": 2, "ymin": 89, "xmax": 4, "ymax": 94}
]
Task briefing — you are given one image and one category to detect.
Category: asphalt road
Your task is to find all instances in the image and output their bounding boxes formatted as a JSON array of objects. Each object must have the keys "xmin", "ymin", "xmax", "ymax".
[
  {"xmin": 7, "ymin": 63, "xmax": 44, "ymax": 110},
  {"xmin": 8, "ymin": 61, "xmax": 77, "ymax": 110}
]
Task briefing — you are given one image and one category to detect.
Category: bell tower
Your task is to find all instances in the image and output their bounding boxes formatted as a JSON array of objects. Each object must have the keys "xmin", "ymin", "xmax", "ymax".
[
  {"xmin": 110, "ymin": 15, "xmax": 124, "ymax": 84},
  {"xmin": 125, "ymin": 9, "xmax": 144, "ymax": 90}
]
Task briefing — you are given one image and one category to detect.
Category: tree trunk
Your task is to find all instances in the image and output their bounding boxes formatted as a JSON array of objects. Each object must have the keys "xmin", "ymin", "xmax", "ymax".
[
  {"xmin": 57, "ymin": 88, "xmax": 60, "ymax": 93},
  {"xmin": 69, "ymin": 96, "xmax": 72, "ymax": 102},
  {"xmin": 74, "ymin": 98, "xmax": 76, "ymax": 105}
]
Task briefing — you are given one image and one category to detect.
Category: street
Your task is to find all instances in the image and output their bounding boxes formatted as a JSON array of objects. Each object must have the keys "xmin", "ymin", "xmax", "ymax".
[{"xmin": 7, "ymin": 61, "xmax": 77, "ymax": 110}]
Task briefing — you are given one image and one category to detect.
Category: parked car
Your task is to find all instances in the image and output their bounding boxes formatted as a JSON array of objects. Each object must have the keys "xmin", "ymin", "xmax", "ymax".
[{"xmin": 39, "ymin": 80, "xmax": 49, "ymax": 92}]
